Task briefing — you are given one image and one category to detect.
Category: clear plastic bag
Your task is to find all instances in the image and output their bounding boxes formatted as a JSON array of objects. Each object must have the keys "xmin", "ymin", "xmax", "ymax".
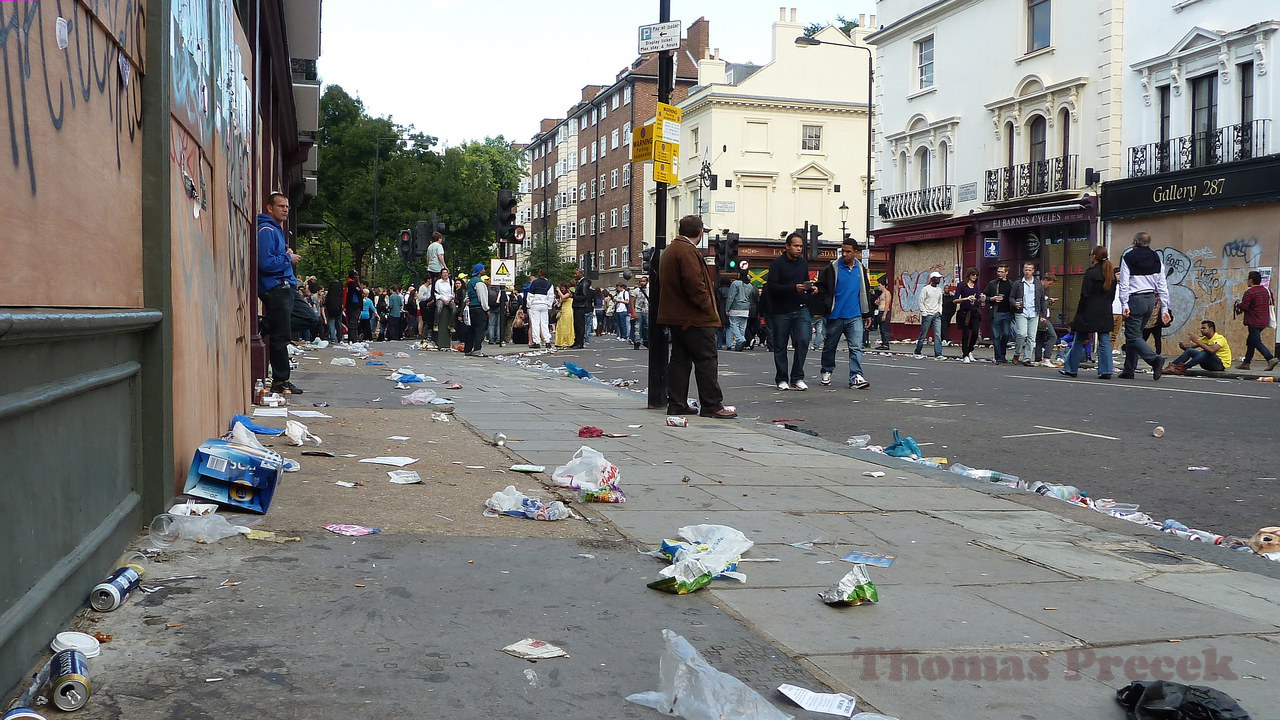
[
  {"xmin": 626, "ymin": 629, "xmax": 792, "ymax": 720},
  {"xmin": 149, "ymin": 513, "xmax": 248, "ymax": 546},
  {"xmin": 551, "ymin": 446, "xmax": 620, "ymax": 494},
  {"xmin": 401, "ymin": 388, "xmax": 438, "ymax": 405}
]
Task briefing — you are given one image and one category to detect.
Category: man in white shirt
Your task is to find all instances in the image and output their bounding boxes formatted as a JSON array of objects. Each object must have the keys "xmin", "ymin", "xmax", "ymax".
[
  {"xmin": 1009, "ymin": 262, "xmax": 1045, "ymax": 367},
  {"xmin": 913, "ymin": 271, "xmax": 945, "ymax": 359},
  {"xmin": 1118, "ymin": 231, "xmax": 1170, "ymax": 380}
]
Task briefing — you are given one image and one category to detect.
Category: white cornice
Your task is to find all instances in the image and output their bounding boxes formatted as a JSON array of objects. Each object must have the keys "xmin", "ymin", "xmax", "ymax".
[
  {"xmin": 865, "ymin": 0, "xmax": 984, "ymax": 46},
  {"xmin": 683, "ymin": 92, "xmax": 868, "ymax": 117}
]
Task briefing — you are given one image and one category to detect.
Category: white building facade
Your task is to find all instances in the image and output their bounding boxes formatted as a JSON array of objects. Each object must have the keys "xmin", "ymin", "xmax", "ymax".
[
  {"xmin": 868, "ymin": 0, "xmax": 1123, "ymax": 335},
  {"xmin": 1100, "ymin": 0, "xmax": 1279, "ymax": 354}
]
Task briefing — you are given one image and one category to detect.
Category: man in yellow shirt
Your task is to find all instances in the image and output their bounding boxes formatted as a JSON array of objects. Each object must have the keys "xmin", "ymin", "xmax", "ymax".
[{"xmin": 1166, "ymin": 320, "xmax": 1232, "ymax": 374}]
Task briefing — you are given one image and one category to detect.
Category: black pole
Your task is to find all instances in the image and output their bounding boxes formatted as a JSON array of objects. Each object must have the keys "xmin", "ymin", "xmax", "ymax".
[{"xmin": 647, "ymin": 0, "xmax": 672, "ymax": 409}]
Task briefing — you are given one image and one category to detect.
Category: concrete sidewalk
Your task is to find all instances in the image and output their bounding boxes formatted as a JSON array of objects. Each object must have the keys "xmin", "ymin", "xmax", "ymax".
[{"xmin": 443, "ymin": 347, "xmax": 1280, "ymax": 719}]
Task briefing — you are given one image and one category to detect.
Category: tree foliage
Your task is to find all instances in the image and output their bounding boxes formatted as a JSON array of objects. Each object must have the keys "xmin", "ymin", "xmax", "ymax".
[
  {"xmin": 516, "ymin": 236, "xmax": 578, "ymax": 290},
  {"xmin": 803, "ymin": 15, "xmax": 858, "ymax": 37},
  {"xmin": 298, "ymin": 85, "xmax": 525, "ymax": 288}
]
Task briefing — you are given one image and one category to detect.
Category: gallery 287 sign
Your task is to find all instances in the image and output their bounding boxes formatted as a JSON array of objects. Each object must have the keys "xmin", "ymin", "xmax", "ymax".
[{"xmin": 1101, "ymin": 156, "xmax": 1280, "ymax": 220}]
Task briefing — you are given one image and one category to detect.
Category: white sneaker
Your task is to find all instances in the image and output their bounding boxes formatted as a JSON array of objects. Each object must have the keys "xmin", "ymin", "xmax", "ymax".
[
  {"xmin": 820, "ymin": 371, "xmax": 832, "ymax": 386},
  {"xmin": 852, "ymin": 374, "xmax": 871, "ymax": 389},
  {"xmin": 962, "ymin": 356, "xmax": 971, "ymax": 364},
  {"xmin": 1039, "ymin": 359, "xmax": 1054, "ymax": 367},
  {"xmin": 791, "ymin": 380, "xmax": 809, "ymax": 391},
  {"xmin": 777, "ymin": 381, "xmax": 789, "ymax": 391},
  {"xmin": 913, "ymin": 354, "xmax": 926, "ymax": 359}
]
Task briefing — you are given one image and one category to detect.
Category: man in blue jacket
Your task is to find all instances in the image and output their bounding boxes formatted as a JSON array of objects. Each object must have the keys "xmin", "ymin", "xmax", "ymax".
[{"xmin": 257, "ymin": 192, "xmax": 303, "ymax": 394}]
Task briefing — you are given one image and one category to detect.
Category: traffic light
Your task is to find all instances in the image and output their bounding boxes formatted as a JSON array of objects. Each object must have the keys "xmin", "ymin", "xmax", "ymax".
[
  {"xmin": 714, "ymin": 234, "xmax": 727, "ymax": 272},
  {"xmin": 413, "ymin": 220, "xmax": 431, "ymax": 259},
  {"xmin": 807, "ymin": 224, "xmax": 822, "ymax": 260},
  {"xmin": 641, "ymin": 247, "xmax": 656, "ymax": 274},
  {"xmin": 724, "ymin": 232, "xmax": 741, "ymax": 273},
  {"xmin": 496, "ymin": 189, "xmax": 518, "ymax": 241},
  {"xmin": 397, "ymin": 229, "xmax": 413, "ymax": 264}
]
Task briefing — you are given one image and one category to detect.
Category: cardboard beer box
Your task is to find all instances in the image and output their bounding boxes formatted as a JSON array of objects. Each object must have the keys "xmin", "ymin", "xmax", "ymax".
[{"xmin": 182, "ymin": 439, "xmax": 282, "ymax": 514}]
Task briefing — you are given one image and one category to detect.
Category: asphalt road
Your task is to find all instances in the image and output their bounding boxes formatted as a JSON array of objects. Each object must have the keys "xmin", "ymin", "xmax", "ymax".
[{"xmin": 551, "ymin": 335, "xmax": 1280, "ymax": 539}]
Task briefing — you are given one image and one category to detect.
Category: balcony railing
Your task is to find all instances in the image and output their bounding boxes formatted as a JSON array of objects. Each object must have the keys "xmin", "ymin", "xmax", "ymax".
[
  {"xmin": 878, "ymin": 185, "xmax": 955, "ymax": 221},
  {"xmin": 985, "ymin": 155, "xmax": 1079, "ymax": 203},
  {"xmin": 1127, "ymin": 119, "xmax": 1270, "ymax": 178}
]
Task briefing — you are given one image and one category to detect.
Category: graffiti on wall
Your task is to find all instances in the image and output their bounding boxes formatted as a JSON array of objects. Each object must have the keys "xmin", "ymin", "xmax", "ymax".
[
  {"xmin": 1157, "ymin": 242, "xmax": 1258, "ymax": 338},
  {"xmin": 1, "ymin": 0, "xmax": 145, "ymax": 194},
  {"xmin": 893, "ymin": 240, "xmax": 959, "ymax": 325}
]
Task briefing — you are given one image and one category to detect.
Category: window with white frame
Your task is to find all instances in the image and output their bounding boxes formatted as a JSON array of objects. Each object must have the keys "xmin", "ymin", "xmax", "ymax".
[
  {"xmin": 578, "ymin": 218, "xmax": 586, "ymax": 236},
  {"xmin": 591, "ymin": 108, "xmax": 597, "ymax": 125},
  {"xmin": 691, "ymin": 127, "xmax": 700, "ymax": 154},
  {"xmin": 1027, "ymin": 0, "xmax": 1050, "ymax": 53},
  {"xmin": 611, "ymin": 129, "xmax": 620, "ymax": 149},
  {"xmin": 590, "ymin": 144, "xmax": 597, "ymax": 162},
  {"xmin": 622, "ymin": 204, "xmax": 630, "ymax": 227},
  {"xmin": 610, "ymin": 208, "xmax": 618, "ymax": 228},
  {"xmin": 623, "ymin": 86, "xmax": 632, "ymax": 105},
  {"xmin": 611, "ymin": 93, "xmax": 620, "ymax": 110},
  {"xmin": 600, "ymin": 137, "xmax": 607, "ymax": 156},
  {"xmin": 622, "ymin": 247, "xmax": 630, "ymax": 266},
  {"xmin": 599, "ymin": 212, "xmax": 605, "ymax": 232},
  {"xmin": 569, "ymin": 187, "xmax": 577, "ymax": 204},
  {"xmin": 622, "ymin": 165, "xmax": 631, "ymax": 185},
  {"xmin": 611, "ymin": 169, "xmax": 619, "ymax": 188},
  {"xmin": 590, "ymin": 215, "xmax": 596, "ymax": 234},
  {"xmin": 580, "ymin": 116, "xmax": 588, "ymax": 131},
  {"xmin": 802, "ymin": 125, "xmax": 823, "ymax": 152},
  {"xmin": 623, "ymin": 122, "xmax": 631, "ymax": 144},
  {"xmin": 580, "ymin": 182, "xmax": 587, "ymax": 199},
  {"xmin": 569, "ymin": 222, "xmax": 578, "ymax": 240},
  {"xmin": 580, "ymin": 148, "xmax": 586, "ymax": 166},
  {"xmin": 601, "ymin": 103, "xmax": 607, "ymax": 121},
  {"xmin": 610, "ymin": 248, "xmax": 618, "ymax": 267},
  {"xmin": 600, "ymin": 173, "xmax": 606, "ymax": 191},
  {"xmin": 590, "ymin": 179, "xmax": 596, "ymax": 198},
  {"xmin": 917, "ymin": 36, "xmax": 934, "ymax": 89}
]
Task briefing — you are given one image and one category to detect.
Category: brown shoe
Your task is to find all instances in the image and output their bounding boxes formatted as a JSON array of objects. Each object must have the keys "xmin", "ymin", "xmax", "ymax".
[
  {"xmin": 1268, "ymin": 358, "xmax": 1279, "ymax": 372},
  {"xmin": 1166, "ymin": 363, "xmax": 1186, "ymax": 375},
  {"xmin": 1236, "ymin": 361, "xmax": 1252, "ymax": 370},
  {"xmin": 701, "ymin": 406, "xmax": 738, "ymax": 419}
]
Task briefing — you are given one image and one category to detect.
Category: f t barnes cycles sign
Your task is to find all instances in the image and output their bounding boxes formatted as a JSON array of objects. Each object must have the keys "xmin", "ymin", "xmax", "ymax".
[{"xmin": 1101, "ymin": 155, "xmax": 1280, "ymax": 221}]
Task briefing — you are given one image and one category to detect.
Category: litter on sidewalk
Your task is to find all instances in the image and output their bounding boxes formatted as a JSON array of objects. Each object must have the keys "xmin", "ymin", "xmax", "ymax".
[
  {"xmin": 358, "ymin": 456, "xmax": 418, "ymax": 467},
  {"xmin": 483, "ymin": 485, "xmax": 571, "ymax": 521},
  {"xmin": 322, "ymin": 524, "xmax": 379, "ymax": 536},
  {"xmin": 626, "ymin": 629, "xmax": 792, "ymax": 720},
  {"xmin": 819, "ymin": 565, "xmax": 879, "ymax": 606},
  {"xmin": 551, "ymin": 446, "xmax": 626, "ymax": 503},
  {"xmin": 840, "ymin": 551, "xmax": 895, "ymax": 567},
  {"xmin": 777, "ymin": 683, "xmax": 858, "ymax": 717},
  {"xmin": 387, "ymin": 470, "xmax": 422, "ymax": 484},
  {"xmin": 501, "ymin": 638, "xmax": 570, "ymax": 660}
]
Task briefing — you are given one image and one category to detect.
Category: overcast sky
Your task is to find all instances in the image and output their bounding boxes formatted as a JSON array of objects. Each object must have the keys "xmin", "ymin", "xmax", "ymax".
[{"xmin": 317, "ymin": 0, "xmax": 877, "ymax": 147}]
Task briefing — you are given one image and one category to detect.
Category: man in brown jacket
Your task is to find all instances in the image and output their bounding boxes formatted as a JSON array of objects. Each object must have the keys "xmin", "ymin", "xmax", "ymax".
[{"xmin": 658, "ymin": 215, "xmax": 737, "ymax": 418}]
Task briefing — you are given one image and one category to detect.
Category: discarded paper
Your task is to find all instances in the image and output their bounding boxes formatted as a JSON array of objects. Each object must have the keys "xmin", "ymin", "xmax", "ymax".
[
  {"xmin": 778, "ymin": 683, "xmax": 857, "ymax": 717},
  {"xmin": 502, "ymin": 638, "xmax": 569, "ymax": 660},
  {"xmin": 358, "ymin": 456, "xmax": 418, "ymax": 467}
]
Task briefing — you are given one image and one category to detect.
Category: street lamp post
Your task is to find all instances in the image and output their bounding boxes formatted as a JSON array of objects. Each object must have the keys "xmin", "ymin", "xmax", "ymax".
[
  {"xmin": 839, "ymin": 200, "xmax": 850, "ymax": 240},
  {"xmin": 795, "ymin": 33, "xmax": 874, "ymax": 264}
]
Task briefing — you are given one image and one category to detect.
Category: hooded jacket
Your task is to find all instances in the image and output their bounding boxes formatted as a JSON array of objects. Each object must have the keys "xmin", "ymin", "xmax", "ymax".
[
  {"xmin": 256, "ymin": 213, "xmax": 296, "ymax": 296},
  {"xmin": 812, "ymin": 257, "xmax": 872, "ymax": 319}
]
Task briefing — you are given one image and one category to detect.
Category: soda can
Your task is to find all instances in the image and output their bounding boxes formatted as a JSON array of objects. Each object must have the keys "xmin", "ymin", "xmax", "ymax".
[
  {"xmin": 4, "ymin": 709, "xmax": 48, "ymax": 720},
  {"xmin": 50, "ymin": 649, "xmax": 92, "ymax": 711},
  {"xmin": 492, "ymin": 432, "xmax": 507, "ymax": 447},
  {"xmin": 665, "ymin": 416, "xmax": 688, "ymax": 427},
  {"xmin": 89, "ymin": 566, "xmax": 142, "ymax": 612}
]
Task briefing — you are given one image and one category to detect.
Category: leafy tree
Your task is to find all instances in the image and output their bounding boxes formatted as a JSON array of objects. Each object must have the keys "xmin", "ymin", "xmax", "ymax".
[
  {"xmin": 519, "ymin": 236, "xmax": 578, "ymax": 289},
  {"xmin": 803, "ymin": 15, "xmax": 858, "ymax": 37},
  {"xmin": 298, "ymin": 85, "xmax": 523, "ymax": 289}
]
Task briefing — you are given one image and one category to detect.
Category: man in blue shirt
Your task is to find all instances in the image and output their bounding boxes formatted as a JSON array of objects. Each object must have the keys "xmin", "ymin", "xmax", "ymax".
[
  {"xmin": 814, "ymin": 240, "xmax": 873, "ymax": 389},
  {"xmin": 256, "ymin": 192, "xmax": 303, "ymax": 394}
]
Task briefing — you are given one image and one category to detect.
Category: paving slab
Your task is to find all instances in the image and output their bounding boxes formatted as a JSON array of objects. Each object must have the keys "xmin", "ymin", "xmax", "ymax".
[
  {"xmin": 826, "ymin": 486, "xmax": 1025, "ymax": 512},
  {"xmin": 1140, "ymin": 569, "xmax": 1280, "ymax": 626},
  {"xmin": 614, "ymin": 465, "xmax": 715, "ymax": 485},
  {"xmin": 974, "ymin": 539, "xmax": 1156, "ymax": 581},
  {"xmin": 809, "ymin": 650, "xmax": 1124, "ymax": 720},
  {"xmin": 611, "ymin": 483, "xmax": 741, "ymax": 512},
  {"xmin": 597, "ymin": 509, "xmax": 834, "ymax": 546},
  {"xmin": 707, "ymin": 584, "xmax": 1081, "ymax": 655},
  {"xmin": 804, "ymin": 467, "xmax": 955, "ymax": 487},
  {"xmin": 968, "ymin": 580, "xmax": 1280, "ymax": 644},
  {"xmin": 702, "ymin": 485, "xmax": 877, "ymax": 512},
  {"xmin": 929, "ymin": 509, "xmax": 1134, "ymax": 543},
  {"xmin": 1043, "ymin": 635, "xmax": 1280, "ymax": 717},
  {"xmin": 716, "ymin": 542, "xmax": 852, "ymax": 589}
]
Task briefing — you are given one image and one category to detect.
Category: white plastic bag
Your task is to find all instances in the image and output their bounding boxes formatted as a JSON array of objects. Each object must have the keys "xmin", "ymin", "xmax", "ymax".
[
  {"xmin": 401, "ymin": 388, "xmax": 438, "ymax": 405},
  {"xmin": 657, "ymin": 524, "xmax": 754, "ymax": 580},
  {"xmin": 229, "ymin": 422, "xmax": 268, "ymax": 451},
  {"xmin": 551, "ymin": 446, "xmax": 620, "ymax": 493},
  {"xmin": 483, "ymin": 485, "xmax": 571, "ymax": 521},
  {"xmin": 330, "ymin": 357, "xmax": 356, "ymax": 366},
  {"xmin": 284, "ymin": 420, "xmax": 322, "ymax": 446},
  {"xmin": 626, "ymin": 629, "xmax": 792, "ymax": 720}
]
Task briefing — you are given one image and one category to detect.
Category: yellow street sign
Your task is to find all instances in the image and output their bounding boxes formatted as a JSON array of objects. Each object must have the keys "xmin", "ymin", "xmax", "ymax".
[
  {"xmin": 631, "ymin": 124, "xmax": 654, "ymax": 162},
  {"xmin": 653, "ymin": 159, "xmax": 679, "ymax": 185},
  {"xmin": 656, "ymin": 102, "xmax": 683, "ymax": 122},
  {"xmin": 654, "ymin": 139, "xmax": 678, "ymax": 164}
]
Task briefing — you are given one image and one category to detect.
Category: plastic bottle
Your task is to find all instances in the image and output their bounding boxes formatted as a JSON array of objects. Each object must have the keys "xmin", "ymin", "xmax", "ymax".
[
  {"xmin": 253, "ymin": 379, "xmax": 264, "ymax": 405},
  {"xmin": 989, "ymin": 471, "xmax": 1020, "ymax": 485},
  {"xmin": 846, "ymin": 434, "xmax": 871, "ymax": 448}
]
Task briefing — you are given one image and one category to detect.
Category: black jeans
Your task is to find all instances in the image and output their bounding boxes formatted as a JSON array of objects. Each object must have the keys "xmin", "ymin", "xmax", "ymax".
[
  {"xmin": 262, "ymin": 284, "xmax": 294, "ymax": 383},
  {"xmin": 346, "ymin": 305, "xmax": 362, "ymax": 342},
  {"xmin": 464, "ymin": 307, "xmax": 487, "ymax": 353},
  {"xmin": 956, "ymin": 308, "xmax": 981, "ymax": 356},
  {"xmin": 666, "ymin": 325, "xmax": 725, "ymax": 414},
  {"xmin": 572, "ymin": 305, "xmax": 589, "ymax": 346}
]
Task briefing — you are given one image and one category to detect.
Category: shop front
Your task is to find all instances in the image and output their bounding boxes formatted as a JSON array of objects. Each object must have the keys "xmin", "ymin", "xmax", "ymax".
[
  {"xmin": 872, "ymin": 218, "xmax": 977, "ymax": 341},
  {"xmin": 1101, "ymin": 155, "xmax": 1280, "ymax": 357},
  {"xmin": 972, "ymin": 198, "xmax": 1099, "ymax": 331}
]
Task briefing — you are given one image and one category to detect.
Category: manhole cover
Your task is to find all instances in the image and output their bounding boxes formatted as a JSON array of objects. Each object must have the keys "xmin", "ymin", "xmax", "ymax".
[{"xmin": 1119, "ymin": 550, "xmax": 1194, "ymax": 565}]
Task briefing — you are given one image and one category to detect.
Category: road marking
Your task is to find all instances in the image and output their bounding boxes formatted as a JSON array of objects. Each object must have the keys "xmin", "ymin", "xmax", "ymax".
[
  {"xmin": 1009, "ymin": 374, "xmax": 1269, "ymax": 400},
  {"xmin": 1003, "ymin": 425, "xmax": 1119, "ymax": 440},
  {"xmin": 885, "ymin": 397, "xmax": 965, "ymax": 408}
]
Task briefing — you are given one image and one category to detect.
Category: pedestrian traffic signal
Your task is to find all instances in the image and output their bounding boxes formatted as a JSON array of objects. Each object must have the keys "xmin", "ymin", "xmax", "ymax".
[
  {"xmin": 714, "ymin": 235, "xmax": 727, "ymax": 272},
  {"xmin": 397, "ymin": 229, "xmax": 413, "ymax": 264},
  {"xmin": 807, "ymin": 224, "xmax": 822, "ymax": 260},
  {"xmin": 496, "ymin": 189, "xmax": 518, "ymax": 242},
  {"xmin": 725, "ymin": 232, "xmax": 741, "ymax": 272},
  {"xmin": 641, "ymin": 246, "xmax": 656, "ymax": 274}
]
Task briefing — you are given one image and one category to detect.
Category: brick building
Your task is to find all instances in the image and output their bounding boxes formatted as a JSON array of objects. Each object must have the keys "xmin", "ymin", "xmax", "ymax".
[{"xmin": 523, "ymin": 19, "xmax": 709, "ymax": 286}]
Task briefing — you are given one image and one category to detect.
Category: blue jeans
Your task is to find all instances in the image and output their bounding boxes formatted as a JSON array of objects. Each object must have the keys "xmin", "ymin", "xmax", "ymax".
[
  {"xmin": 991, "ymin": 310, "xmax": 1013, "ymax": 362},
  {"xmin": 1013, "ymin": 314, "xmax": 1037, "ymax": 360},
  {"xmin": 327, "ymin": 314, "xmax": 341, "ymax": 343},
  {"xmin": 1243, "ymin": 325, "xmax": 1274, "ymax": 362},
  {"xmin": 1035, "ymin": 319, "xmax": 1058, "ymax": 362},
  {"xmin": 728, "ymin": 315, "xmax": 748, "ymax": 349},
  {"xmin": 914, "ymin": 313, "xmax": 942, "ymax": 356},
  {"xmin": 1064, "ymin": 331, "xmax": 1112, "ymax": 376},
  {"xmin": 821, "ymin": 317, "xmax": 866, "ymax": 382},
  {"xmin": 488, "ymin": 311, "xmax": 503, "ymax": 343},
  {"xmin": 768, "ymin": 308, "xmax": 812, "ymax": 384},
  {"xmin": 1172, "ymin": 348, "xmax": 1225, "ymax": 371},
  {"xmin": 810, "ymin": 316, "xmax": 826, "ymax": 350},
  {"xmin": 633, "ymin": 313, "xmax": 649, "ymax": 347},
  {"xmin": 617, "ymin": 314, "xmax": 630, "ymax": 341}
]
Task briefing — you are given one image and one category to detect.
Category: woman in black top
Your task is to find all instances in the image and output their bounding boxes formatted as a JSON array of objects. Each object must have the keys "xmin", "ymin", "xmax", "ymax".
[
  {"xmin": 1060, "ymin": 246, "xmax": 1117, "ymax": 379},
  {"xmin": 954, "ymin": 268, "xmax": 982, "ymax": 362}
]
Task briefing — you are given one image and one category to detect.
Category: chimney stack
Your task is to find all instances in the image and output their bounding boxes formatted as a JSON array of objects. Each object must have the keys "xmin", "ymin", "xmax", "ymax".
[
  {"xmin": 790, "ymin": 8, "xmax": 796, "ymax": 22},
  {"xmin": 778, "ymin": 6, "xmax": 785, "ymax": 21}
]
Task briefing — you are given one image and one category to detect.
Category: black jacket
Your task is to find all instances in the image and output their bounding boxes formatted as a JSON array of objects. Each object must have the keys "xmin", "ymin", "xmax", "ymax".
[
  {"xmin": 1071, "ymin": 263, "xmax": 1116, "ymax": 334},
  {"xmin": 572, "ymin": 277, "xmax": 593, "ymax": 310}
]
